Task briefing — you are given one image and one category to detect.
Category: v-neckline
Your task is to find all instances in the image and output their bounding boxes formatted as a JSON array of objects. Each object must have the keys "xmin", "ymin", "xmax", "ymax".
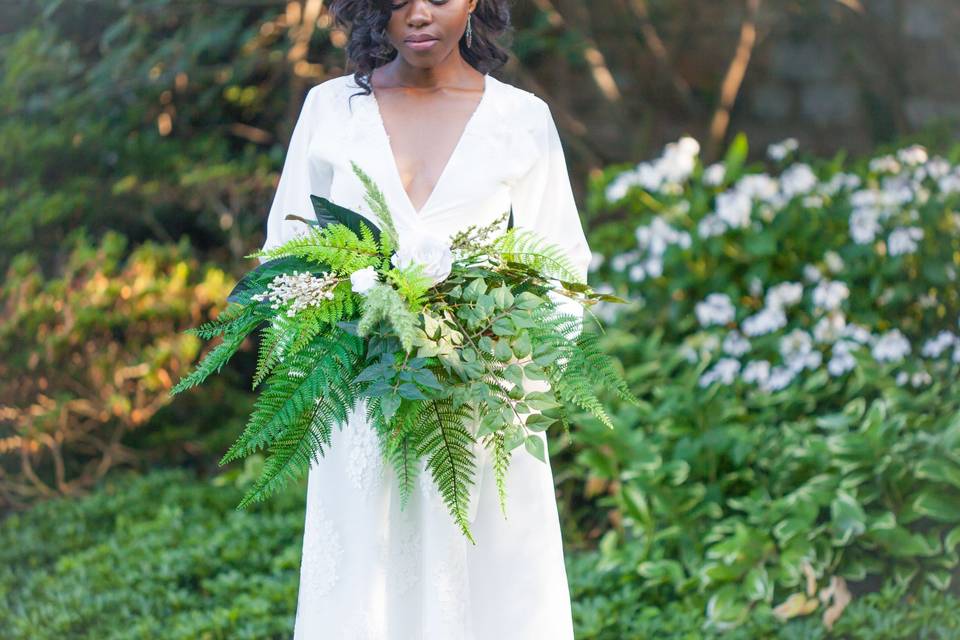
[{"xmin": 368, "ymin": 73, "xmax": 489, "ymax": 217}]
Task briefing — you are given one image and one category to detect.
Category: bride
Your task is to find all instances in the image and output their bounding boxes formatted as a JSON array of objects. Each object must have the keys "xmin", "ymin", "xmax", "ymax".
[{"xmin": 261, "ymin": 0, "xmax": 592, "ymax": 637}]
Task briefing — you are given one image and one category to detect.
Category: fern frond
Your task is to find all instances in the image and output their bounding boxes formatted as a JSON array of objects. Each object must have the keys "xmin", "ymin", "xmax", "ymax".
[
  {"xmin": 384, "ymin": 265, "xmax": 434, "ymax": 310},
  {"xmin": 185, "ymin": 302, "xmax": 259, "ymax": 340},
  {"xmin": 491, "ymin": 228, "xmax": 583, "ymax": 283},
  {"xmin": 413, "ymin": 398, "xmax": 479, "ymax": 544},
  {"xmin": 357, "ymin": 283, "xmax": 419, "ymax": 353},
  {"xmin": 351, "ymin": 160, "xmax": 399, "ymax": 251},
  {"xmin": 170, "ymin": 314, "xmax": 263, "ymax": 396},
  {"xmin": 369, "ymin": 398, "xmax": 424, "ymax": 510},
  {"xmin": 286, "ymin": 282, "xmax": 358, "ymax": 356},
  {"xmin": 220, "ymin": 330, "xmax": 364, "ymax": 466},
  {"xmin": 256, "ymin": 224, "xmax": 380, "ymax": 273},
  {"xmin": 235, "ymin": 391, "xmax": 337, "ymax": 509},
  {"xmin": 253, "ymin": 315, "xmax": 295, "ymax": 389},
  {"xmin": 490, "ymin": 430, "xmax": 511, "ymax": 519}
]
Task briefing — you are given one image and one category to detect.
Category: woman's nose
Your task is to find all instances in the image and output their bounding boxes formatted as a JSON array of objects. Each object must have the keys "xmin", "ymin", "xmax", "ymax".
[{"xmin": 405, "ymin": 0, "xmax": 433, "ymax": 25}]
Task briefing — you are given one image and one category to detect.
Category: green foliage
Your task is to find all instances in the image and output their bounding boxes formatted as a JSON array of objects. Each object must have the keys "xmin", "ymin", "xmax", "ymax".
[
  {"xmin": 254, "ymin": 223, "xmax": 381, "ymax": 273},
  {"xmin": 0, "ymin": 229, "xmax": 235, "ymax": 510},
  {"xmin": 221, "ymin": 329, "xmax": 365, "ymax": 508},
  {"xmin": 413, "ymin": 399, "xmax": 481, "ymax": 544},
  {"xmin": 491, "ymin": 226, "xmax": 584, "ymax": 283},
  {"xmin": 0, "ymin": 468, "xmax": 303, "ymax": 640},
  {"xmin": 356, "ymin": 282, "xmax": 420, "ymax": 353},
  {"xmin": 562, "ymin": 137, "xmax": 960, "ymax": 632},
  {"xmin": 350, "ymin": 160, "xmax": 399, "ymax": 253}
]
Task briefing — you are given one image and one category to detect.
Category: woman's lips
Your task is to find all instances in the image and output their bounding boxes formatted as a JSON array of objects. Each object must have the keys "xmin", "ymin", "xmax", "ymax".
[{"xmin": 406, "ymin": 38, "xmax": 439, "ymax": 51}]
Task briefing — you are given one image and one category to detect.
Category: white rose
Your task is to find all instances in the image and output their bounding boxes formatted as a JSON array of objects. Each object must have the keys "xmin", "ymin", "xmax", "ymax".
[
  {"xmin": 391, "ymin": 233, "xmax": 454, "ymax": 285},
  {"xmin": 349, "ymin": 265, "xmax": 379, "ymax": 295}
]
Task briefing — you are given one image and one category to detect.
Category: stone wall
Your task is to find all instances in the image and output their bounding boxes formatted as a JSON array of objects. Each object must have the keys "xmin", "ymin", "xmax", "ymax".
[{"xmin": 735, "ymin": 0, "xmax": 960, "ymax": 156}]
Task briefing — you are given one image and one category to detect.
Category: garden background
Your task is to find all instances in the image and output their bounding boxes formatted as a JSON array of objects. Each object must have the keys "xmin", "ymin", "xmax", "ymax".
[{"xmin": 3, "ymin": 0, "xmax": 960, "ymax": 637}]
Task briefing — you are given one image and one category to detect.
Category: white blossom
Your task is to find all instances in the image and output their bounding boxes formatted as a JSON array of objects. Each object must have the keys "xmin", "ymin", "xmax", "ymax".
[
  {"xmin": 869, "ymin": 155, "xmax": 901, "ymax": 174},
  {"xmin": 813, "ymin": 312, "xmax": 846, "ymax": 343},
  {"xmin": 715, "ymin": 190, "xmax": 752, "ymax": 229},
  {"xmin": 737, "ymin": 174, "xmax": 780, "ymax": 203},
  {"xmin": 722, "ymin": 330, "xmax": 751, "ymax": 357},
  {"xmin": 887, "ymin": 226, "xmax": 923, "ymax": 256},
  {"xmin": 921, "ymin": 331, "xmax": 956, "ymax": 358},
  {"xmin": 897, "ymin": 145, "xmax": 928, "ymax": 166},
  {"xmin": 803, "ymin": 264, "xmax": 823, "ymax": 283},
  {"xmin": 767, "ymin": 138, "xmax": 799, "ymax": 162},
  {"xmin": 871, "ymin": 329, "xmax": 911, "ymax": 363},
  {"xmin": 780, "ymin": 163, "xmax": 818, "ymax": 199},
  {"xmin": 698, "ymin": 214, "xmax": 727, "ymax": 238},
  {"xmin": 765, "ymin": 281, "xmax": 804, "ymax": 310},
  {"xmin": 695, "ymin": 293, "xmax": 736, "ymax": 327},
  {"xmin": 703, "ymin": 163, "xmax": 727, "ymax": 187},
  {"xmin": 391, "ymin": 232, "xmax": 454, "ymax": 285},
  {"xmin": 780, "ymin": 329, "xmax": 818, "ymax": 372},
  {"xmin": 610, "ymin": 250, "xmax": 640, "ymax": 272},
  {"xmin": 698, "ymin": 357, "xmax": 741, "ymax": 388},
  {"xmin": 742, "ymin": 306, "xmax": 787, "ymax": 337},
  {"xmin": 742, "ymin": 360, "xmax": 771, "ymax": 385},
  {"xmin": 812, "ymin": 280, "xmax": 850, "ymax": 311},
  {"xmin": 841, "ymin": 323, "xmax": 872, "ymax": 344},
  {"xmin": 349, "ymin": 265, "xmax": 379, "ymax": 295},
  {"xmin": 828, "ymin": 341, "xmax": 857, "ymax": 376},
  {"xmin": 849, "ymin": 207, "xmax": 882, "ymax": 244},
  {"xmin": 824, "ymin": 250, "xmax": 845, "ymax": 273},
  {"xmin": 761, "ymin": 365, "xmax": 796, "ymax": 392},
  {"xmin": 251, "ymin": 270, "xmax": 339, "ymax": 317}
]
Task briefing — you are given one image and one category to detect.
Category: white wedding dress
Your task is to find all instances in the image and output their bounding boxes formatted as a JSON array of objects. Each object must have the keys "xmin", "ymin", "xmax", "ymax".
[{"xmin": 259, "ymin": 71, "xmax": 592, "ymax": 640}]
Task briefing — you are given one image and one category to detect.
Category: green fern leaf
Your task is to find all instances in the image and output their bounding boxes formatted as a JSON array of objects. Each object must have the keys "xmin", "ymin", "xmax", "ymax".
[
  {"xmin": 220, "ymin": 330, "xmax": 364, "ymax": 465},
  {"xmin": 414, "ymin": 399, "xmax": 479, "ymax": 544}
]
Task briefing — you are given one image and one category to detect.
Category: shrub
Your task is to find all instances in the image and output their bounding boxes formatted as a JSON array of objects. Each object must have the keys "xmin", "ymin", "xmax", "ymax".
[
  {"xmin": 566, "ymin": 136, "xmax": 960, "ymax": 632},
  {"xmin": 0, "ymin": 466, "xmax": 302, "ymax": 640},
  {"xmin": 0, "ymin": 230, "xmax": 239, "ymax": 510}
]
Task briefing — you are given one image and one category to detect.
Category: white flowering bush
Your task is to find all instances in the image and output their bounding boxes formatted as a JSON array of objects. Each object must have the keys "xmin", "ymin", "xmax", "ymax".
[
  {"xmin": 594, "ymin": 137, "xmax": 960, "ymax": 393},
  {"xmin": 569, "ymin": 136, "xmax": 960, "ymax": 632}
]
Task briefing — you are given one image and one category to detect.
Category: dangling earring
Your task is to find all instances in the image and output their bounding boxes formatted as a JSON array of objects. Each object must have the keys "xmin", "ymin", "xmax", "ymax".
[{"xmin": 465, "ymin": 13, "xmax": 473, "ymax": 48}]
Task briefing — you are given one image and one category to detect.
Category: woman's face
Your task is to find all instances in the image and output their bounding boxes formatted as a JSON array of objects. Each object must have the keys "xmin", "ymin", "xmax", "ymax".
[{"xmin": 384, "ymin": 0, "xmax": 477, "ymax": 67}]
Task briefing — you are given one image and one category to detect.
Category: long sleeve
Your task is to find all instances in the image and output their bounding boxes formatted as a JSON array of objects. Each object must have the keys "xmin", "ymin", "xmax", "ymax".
[
  {"xmin": 260, "ymin": 84, "xmax": 332, "ymax": 265},
  {"xmin": 509, "ymin": 99, "xmax": 592, "ymax": 339}
]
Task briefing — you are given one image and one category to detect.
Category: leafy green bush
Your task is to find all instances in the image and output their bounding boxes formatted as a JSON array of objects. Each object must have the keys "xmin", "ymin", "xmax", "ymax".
[
  {"xmin": 565, "ymin": 136, "xmax": 960, "ymax": 632},
  {"xmin": 0, "ymin": 229, "xmax": 241, "ymax": 510},
  {"xmin": 0, "ymin": 466, "xmax": 302, "ymax": 640},
  {"xmin": 567, "ymin": 548, "xmax": 960, "ymax": 638},
  {"xmin": 3, "ymin": 464, "xmax": 958, "ymax": 639}
]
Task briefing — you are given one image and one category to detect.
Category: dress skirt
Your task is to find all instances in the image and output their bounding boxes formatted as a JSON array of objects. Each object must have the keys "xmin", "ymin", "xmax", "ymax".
[{"xmin": 291, "ymin": 397, "xmax": 576, "ymax": 640}]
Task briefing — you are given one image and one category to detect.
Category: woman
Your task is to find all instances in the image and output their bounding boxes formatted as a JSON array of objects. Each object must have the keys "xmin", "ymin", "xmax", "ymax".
[{"xmin": 261, "ymin": 0, "xmax": 592, "ymax": 637}]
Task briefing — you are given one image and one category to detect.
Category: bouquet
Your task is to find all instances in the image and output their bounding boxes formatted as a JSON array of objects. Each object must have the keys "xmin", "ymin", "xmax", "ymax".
[{"xmin": 170, "ymin": 161, "xmax": 637, "ymax": 542}]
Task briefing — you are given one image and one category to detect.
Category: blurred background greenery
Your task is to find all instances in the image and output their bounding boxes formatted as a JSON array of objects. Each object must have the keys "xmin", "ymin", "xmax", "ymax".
[{"xmin": 3, "ymin": 0, "xmax": 960, "ymax": 637}]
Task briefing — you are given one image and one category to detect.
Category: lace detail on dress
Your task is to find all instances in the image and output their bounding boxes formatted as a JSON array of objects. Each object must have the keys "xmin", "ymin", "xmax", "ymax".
[
  {"xmin": 423, "ymin": 537, "xmax": 471, "ymax": 638},
  {"xmin": 377, "ymin": 503, "xmax": 422, "ymax": 596},
  {"xmin": 299, "ymin": 495, "xmax": 343, "ymax": 599},
  {"xmin": 342, "ymin": 411, "xmax": 385, "ymax": 498}
]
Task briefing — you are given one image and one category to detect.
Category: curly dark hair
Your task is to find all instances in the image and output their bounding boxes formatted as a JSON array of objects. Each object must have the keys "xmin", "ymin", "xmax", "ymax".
[{"xmin": 329, "ymin": 0, "xmax": 513, "ymax": 102}]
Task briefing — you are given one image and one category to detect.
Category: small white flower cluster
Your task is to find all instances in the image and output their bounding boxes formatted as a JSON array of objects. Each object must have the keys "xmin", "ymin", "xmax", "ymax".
[
  {"xmin": 887, "ymin": 226, "xmax": 924, "ymax": 256},
  {"xmin": 698, "ymin": 172, "xmax": 785, "ymax": 238},
  {"xmin": 628, "ymin": 216, "xmax": 692, "ymax": 281},
  {"xmin": 767, "ymin": 137, "xmax": 799, "ymax": 162},
  {"xmin": 595, "ymin": 138, "xmax": 960, "ymax": 393},
  {"xmin": 251, "ymin": 270, "xmax": 339, "ymax": 317},
  {"xmin": 605, "ymin": 137, "xmax": 701, "ymax": 201},
  {"xmin": 695, "ymin": 293, "xmax": 736, "ymax": 327}
]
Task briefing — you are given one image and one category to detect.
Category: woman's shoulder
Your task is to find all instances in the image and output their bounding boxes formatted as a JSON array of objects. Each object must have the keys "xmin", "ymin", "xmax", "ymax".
[{"xmin": 485, "ymin": 74, "xmax": 550, "ymax": 121}]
